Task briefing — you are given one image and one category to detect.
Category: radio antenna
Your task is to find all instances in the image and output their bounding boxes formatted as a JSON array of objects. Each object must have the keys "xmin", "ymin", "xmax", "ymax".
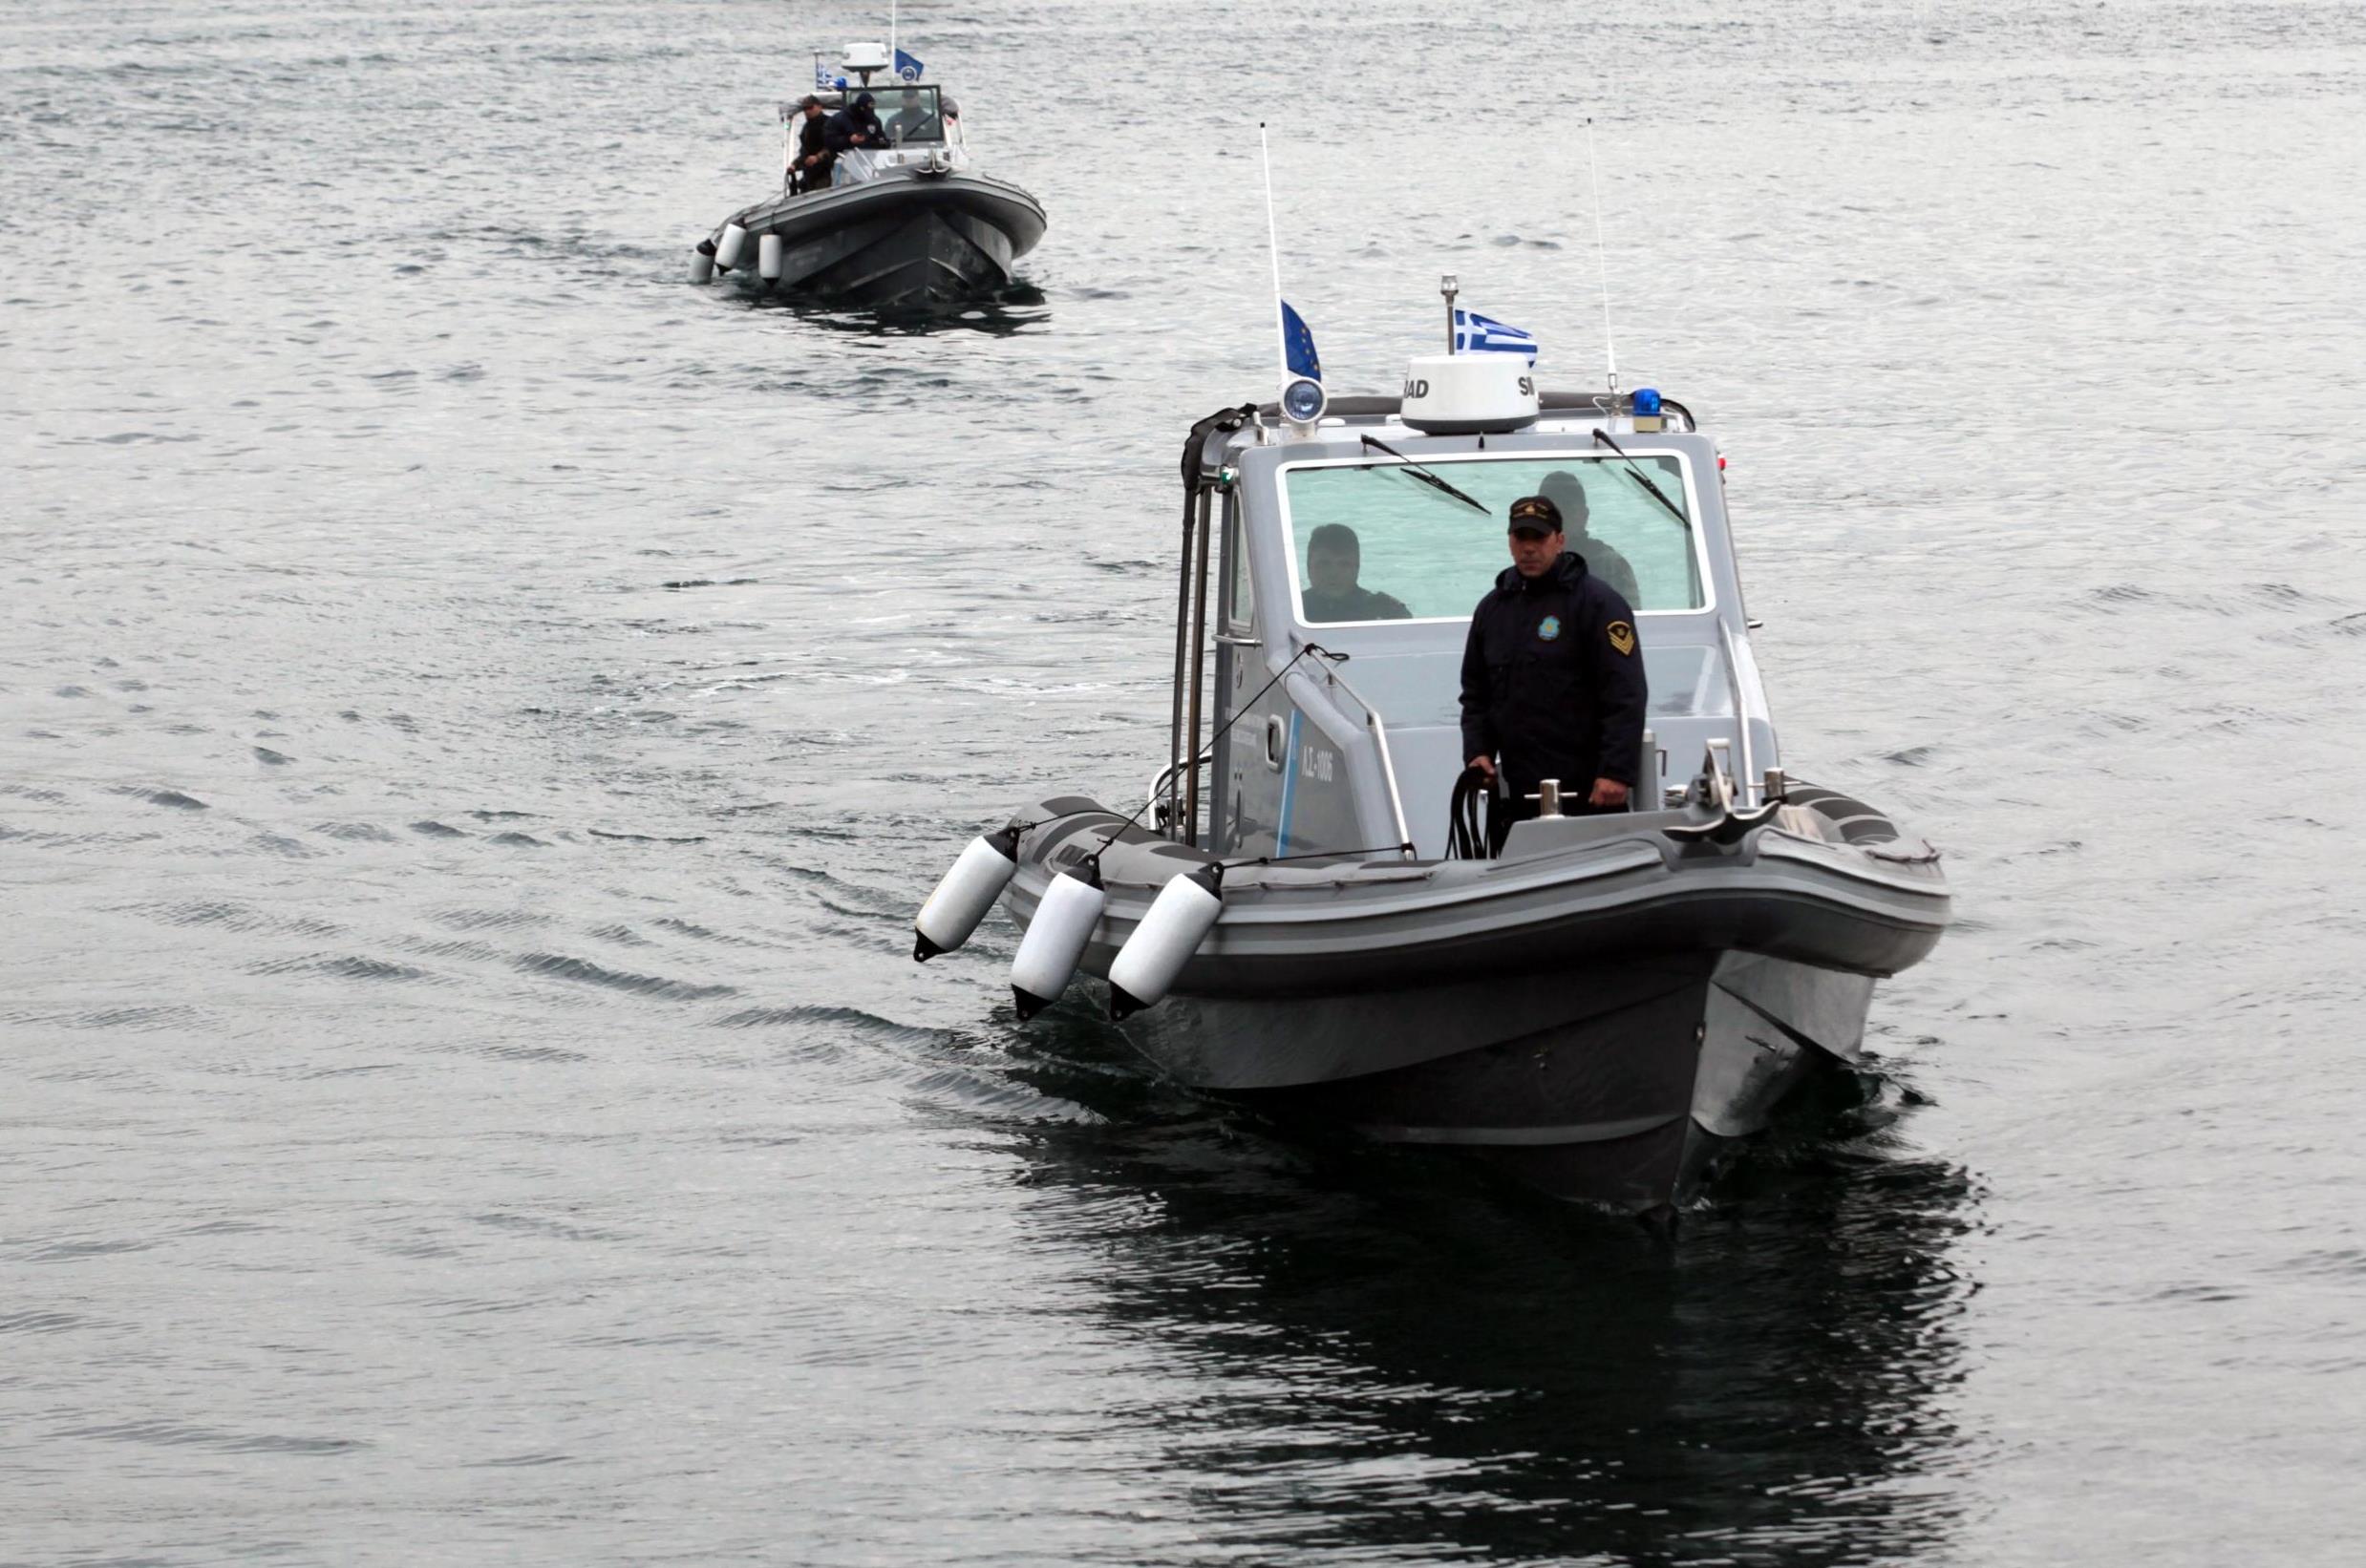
[
  {"xmin": 1258, "ymin": 123, "xmax": 1287, "ymax": 383},
  {"xmin": 1585, "ymin": 117, "xmax": 1619, "ymax": 398}
]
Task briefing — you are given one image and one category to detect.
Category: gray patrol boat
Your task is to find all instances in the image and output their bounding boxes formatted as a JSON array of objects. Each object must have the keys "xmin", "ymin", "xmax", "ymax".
[
  {"xmin": 911, "ymin": 310, "xmax": 1950, "ymax": 1213},
  {"xmin": 689, "ymin": 42, "xmax": 1045, "ymax": 307}
]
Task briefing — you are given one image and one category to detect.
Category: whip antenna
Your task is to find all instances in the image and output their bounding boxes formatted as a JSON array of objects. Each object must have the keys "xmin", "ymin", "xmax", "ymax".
[
  {"xmin": 1259, "ymin": 123, "xmax": 1287, "ymax": 382},
  {"xmin": 1585, "ymin": 117, "xmax": 1619, "ymax": 397}
]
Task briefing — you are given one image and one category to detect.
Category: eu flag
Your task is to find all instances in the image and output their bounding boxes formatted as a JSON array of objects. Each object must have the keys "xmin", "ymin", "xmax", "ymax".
[
  {"xmin": 1280, "ymin": 301, "xmax": 1321, "ymax": 380},
  {"xmin": 894, "ymin": 48, "xmax": 925, "ymax": 82}
]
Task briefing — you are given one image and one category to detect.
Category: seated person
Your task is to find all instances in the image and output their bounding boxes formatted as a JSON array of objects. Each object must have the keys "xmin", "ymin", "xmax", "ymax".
[
  {"xmin": 884, "ymin": 88, "xmax": 940, "ymax": 143},
  {"xmin": 1539, "ymin": 470, "xmax": 1644, "ymax": 608},
  {"xmin": 1300, "ymin": 523, "xmax": 1411, "ymax": 622}
]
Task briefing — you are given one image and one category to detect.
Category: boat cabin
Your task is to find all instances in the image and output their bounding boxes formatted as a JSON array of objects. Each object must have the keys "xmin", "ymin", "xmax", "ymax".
[
  {"xmin": 798, "ymin": 46, "xmax": 968, "ymax": 184},
  {"xmin": 1164, "ymin": 368, "xmax": 1779, "ymax": 861}
]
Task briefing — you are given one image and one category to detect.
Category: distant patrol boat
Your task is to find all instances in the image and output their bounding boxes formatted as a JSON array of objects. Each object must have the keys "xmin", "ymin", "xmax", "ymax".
[
  {"xmin": 909, "ymin": 281, "xmax": 1953, "ymax": 1215},
  {"xmin": 689, "ymin": 41, "xmax": 1046, "ymax": 306}
]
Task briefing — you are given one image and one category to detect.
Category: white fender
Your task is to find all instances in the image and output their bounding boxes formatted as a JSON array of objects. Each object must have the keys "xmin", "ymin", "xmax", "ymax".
[
  {"xmin": 1010, "ymin": 861, "xmax": 1105, "ymax": 1021},
  {"xmin": 715, "ymin": 222, "xmax": 748, "ymax": 270},
  {"xmin": 1107, "ymin": 863, "xmax": 1224, "ymax": 1020},
  {"xmin": 758, "ymin": 232, "xmax": 783, "ymax": 284},
  {"xmin": 913, "ymin": 825, "xmax": 1021, "ymax": 962},
  {"xmin": 690, "ymin": 239, "xmax": 716, "ymax": 285}
]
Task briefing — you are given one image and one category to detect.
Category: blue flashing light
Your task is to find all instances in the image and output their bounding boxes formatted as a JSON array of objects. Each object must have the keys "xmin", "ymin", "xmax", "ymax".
[{"xmin": 1632, "ymin": 388, "xmax": 1662, "ymax": 416}]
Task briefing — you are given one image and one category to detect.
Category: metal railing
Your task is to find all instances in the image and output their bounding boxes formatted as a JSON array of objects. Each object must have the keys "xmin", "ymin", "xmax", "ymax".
[{"xmin": 1718, "ymin": 618, "xmax": 1760, "ymax": 807}]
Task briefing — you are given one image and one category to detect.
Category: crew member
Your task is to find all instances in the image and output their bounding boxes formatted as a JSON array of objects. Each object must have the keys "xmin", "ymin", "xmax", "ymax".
[
  {"xmin": 1460, "ymin": 494, "xmax": 1649, "ymax": 852},
  {"xmin": 788, "ymin": 95, "xmax": 830, "ymax": 193},
  {"xmin": 1301, "ymin": 523, "xmax": 1411, "ymax": 622},
  {"xmin": 823, "ymin": 93, "xmax": 886, "ymax": 183},
  {"xmin": 1537, "ymin": 469, "xmax": 1644, "ymax": 609},
  {"xmin": 884, "ymin": 87, "xmax": 939, "ymax": 143}
]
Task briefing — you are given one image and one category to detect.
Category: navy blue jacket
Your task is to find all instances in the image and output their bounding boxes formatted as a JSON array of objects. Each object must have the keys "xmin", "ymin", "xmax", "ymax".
[
  {"xmin": 1459, "ymin": 552, "xmax": 1650, "ymax": 793},
  {"xmin": 823, "ymin": 105, "xmax": 885, "ymax": 155}
]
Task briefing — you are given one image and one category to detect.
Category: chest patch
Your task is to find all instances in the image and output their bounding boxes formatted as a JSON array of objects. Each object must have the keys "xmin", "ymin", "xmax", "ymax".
[{"xmin": 1537, "ymin": 615, "xmax": 1563, "ymax": 642}]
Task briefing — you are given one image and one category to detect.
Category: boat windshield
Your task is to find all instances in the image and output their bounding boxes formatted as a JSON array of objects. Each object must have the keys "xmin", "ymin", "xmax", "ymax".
[
  {"xmin": 874, "ymin": 86, "xmax": 946, "ymax": 145},
  {"xmin": 1281, "ymin": 451, "xmax": 1706, "ymax": 625}
]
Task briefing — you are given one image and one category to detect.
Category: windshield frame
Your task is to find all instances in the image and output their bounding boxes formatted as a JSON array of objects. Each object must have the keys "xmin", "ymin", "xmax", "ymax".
[
  {"xmin": 873, "ymin": 85, "xmax": 946, "ymax": 146},
  {"xmin": 1272, "ymin": 447, "xmax": 1717, "ymax": 629}
]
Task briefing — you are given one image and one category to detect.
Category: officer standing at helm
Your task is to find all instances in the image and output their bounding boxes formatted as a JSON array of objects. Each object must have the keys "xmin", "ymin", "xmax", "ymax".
[{"xmin": 1460, "ymin": 494, "xmax": 1649, "ymax": 851}]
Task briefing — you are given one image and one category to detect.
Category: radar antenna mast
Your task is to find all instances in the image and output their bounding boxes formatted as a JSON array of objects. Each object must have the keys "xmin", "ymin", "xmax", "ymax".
[
  {"xmin": 1258, "ymin": 123, "xmax": 1287, "ymax": 387},
  {"xmin": 1585, "ymin": 117, "xmax": 1619, "ymax": 399}
]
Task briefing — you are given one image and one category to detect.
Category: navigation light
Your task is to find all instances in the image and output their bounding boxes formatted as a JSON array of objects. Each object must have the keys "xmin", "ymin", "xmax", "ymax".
[{"xmin": 1281, "ymin": 377, "xmax": 1327, "ymax": 424}]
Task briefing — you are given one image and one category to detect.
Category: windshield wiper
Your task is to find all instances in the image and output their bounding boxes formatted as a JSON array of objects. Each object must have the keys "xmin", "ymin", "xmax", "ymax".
[
  {"xmin": 1590, "ymin": 428, "xmax": 1691, "ymax": 531},
  {"xmin": 1359, "ymin": 434, "xmax": 1490, "ymax": 517}
]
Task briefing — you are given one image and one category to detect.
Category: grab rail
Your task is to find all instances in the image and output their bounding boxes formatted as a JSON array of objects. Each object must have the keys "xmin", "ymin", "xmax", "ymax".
[
  {"xmin": 1718, "ymin": 618, "xmax": 1759, "ymax": 807},
  {"xmin": 1291, "ymin": 652, "xmax": 1417, "ymax": 861}
]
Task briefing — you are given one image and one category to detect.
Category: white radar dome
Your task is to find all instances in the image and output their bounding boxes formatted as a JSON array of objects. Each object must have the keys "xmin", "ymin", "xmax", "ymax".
[{"xmin": 1399, "ymin": 353, "xmax": 1539, "ymax": 435}]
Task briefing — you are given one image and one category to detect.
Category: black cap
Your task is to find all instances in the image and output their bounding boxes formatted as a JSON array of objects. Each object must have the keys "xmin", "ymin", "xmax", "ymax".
[
  {"xmin": 1507, "ymin": 495, "xmax": 1563, "ymax": 536},
  {"xmin": 798, "ymin": 94, "xmax": 821, "ymax": 109}
]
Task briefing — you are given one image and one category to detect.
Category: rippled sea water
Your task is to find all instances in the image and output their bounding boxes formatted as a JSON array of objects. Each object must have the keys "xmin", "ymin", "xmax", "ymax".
[{"xmin": 5, "ymin": 2, "xmax": 2363, "ymax": 1562}]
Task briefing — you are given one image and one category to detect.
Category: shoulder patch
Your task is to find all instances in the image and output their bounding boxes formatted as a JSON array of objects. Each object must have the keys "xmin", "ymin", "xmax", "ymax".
[{"xmin": 1607, "ymin": 620, "xmax": 1636, "ymax": 656}]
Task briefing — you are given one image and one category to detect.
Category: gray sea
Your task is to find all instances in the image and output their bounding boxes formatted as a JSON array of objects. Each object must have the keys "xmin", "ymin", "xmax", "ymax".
[{"xmin": 5, "ymin": 1, "xmax": 2363, "ymax": 1563}]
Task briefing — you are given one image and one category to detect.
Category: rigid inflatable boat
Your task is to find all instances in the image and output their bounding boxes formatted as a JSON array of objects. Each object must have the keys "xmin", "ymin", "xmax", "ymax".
[
  {"xmin": 912, "ymin": 311, "xmax": 1950, "ymax": 1212},
  {"xmin": 689, "ymin": 42, "xmax": 1045, "ymax": 307}
]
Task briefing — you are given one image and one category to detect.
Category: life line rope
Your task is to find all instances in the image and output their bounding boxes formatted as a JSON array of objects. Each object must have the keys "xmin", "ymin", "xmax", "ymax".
[{"xmin": 1446, "ymin": 763, "xmax": 1501, "ymax": 861}]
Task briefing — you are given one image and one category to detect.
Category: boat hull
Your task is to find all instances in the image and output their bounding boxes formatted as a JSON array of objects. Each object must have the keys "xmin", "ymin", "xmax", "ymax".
[
  {"xmin": 995, "ymin": 789, "xmax": 1943, "ymax": 1212},
  {"xmin": 1129, "ymin": 950, "xmax": 1870, "ymax": 1212},
  {"xmin": 710, "ymin": 171, "xmax": 1046, "ymax": 307}
]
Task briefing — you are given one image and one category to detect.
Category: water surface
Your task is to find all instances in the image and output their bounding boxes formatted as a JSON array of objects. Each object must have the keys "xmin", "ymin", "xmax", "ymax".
[{"xmin": 4, "ymin": 1, "xmax": 2363, "ymax": 1562}]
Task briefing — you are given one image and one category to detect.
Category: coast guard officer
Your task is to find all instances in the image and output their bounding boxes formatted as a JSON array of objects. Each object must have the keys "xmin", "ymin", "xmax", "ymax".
[
  {"xmin": 1460, "ymin": 494, "xmax": 1649, "ymax": 850},
  {"xmin": 789, "ymin": 96, "xmax": 830, "ymax": 193}
]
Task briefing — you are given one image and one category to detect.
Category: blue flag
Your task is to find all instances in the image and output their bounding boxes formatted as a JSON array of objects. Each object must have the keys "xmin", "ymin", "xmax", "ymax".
[
  {"xmin": 894, "ymin": 48, "xmax": 925, "ymax": 82},
  {"xmin": 1453, "ymin": 307, "xmax": 1538, "ymax": 361},
  {"xmin": 1280, "ymin": 301, "xmax": 1321, "ymax": 380}
]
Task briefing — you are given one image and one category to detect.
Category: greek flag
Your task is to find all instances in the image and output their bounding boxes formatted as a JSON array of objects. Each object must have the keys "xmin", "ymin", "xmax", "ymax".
[
  {"xmin": 894, "ymin": 48, "xmax": 925, "ymax": 82},
  {"xmin": 814, "ymin": 58, "xmax": 845, "ymax": 90},
  {"xmin": 1453, "ymin": 307, "xmax": 1538, "ymax": 361},
  {"xmin": 1280, "ymin": 301, "xmax": 1321, "ymax": 380}
]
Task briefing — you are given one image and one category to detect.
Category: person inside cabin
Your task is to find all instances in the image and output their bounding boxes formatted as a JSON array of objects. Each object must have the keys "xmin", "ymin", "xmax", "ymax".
[
  {"xmin": 1538, "ymin": 469, "xmax": 1644, "ymax": 609},
  {"xmin": 1460, "ymin": 494, "xmax": 1649, "ymax": 851},
  {"xmin": 1300, "ymin": 523, "xmax": 1411, "ymax": 623},
  {"xmin": 885, "ymin": 87, "xmax": 938, "ymax": 143},
  {"xmin": 823, "ymin": 93, "xmax": 886, "ymax": 182},
  {"xmin": 789, "ymin": 95, "xmax": 831, "ymax": 194}
]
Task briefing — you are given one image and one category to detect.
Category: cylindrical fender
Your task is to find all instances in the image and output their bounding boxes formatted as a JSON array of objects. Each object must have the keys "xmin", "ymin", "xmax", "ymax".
[
  {"xmin": 757, "ymin": 232, "xmax": 783, "ymax": 284},
  {"xmin": 1107, "ymin": 863, "xmax": 1224, "ymax": 1020},
  {"xmin": 913, "ymin": 825, "xmax": 1022, "ymax": 962},
  {"xmin": 1009, "ymin": 860, "xmax": 1106, "ymax": 1021},
  {"xmin": 690, "ymin": 238, "xmax": 716, "ymax": 285},
  {"xmin": 714, "ymin": 222, "xmax": 748, "ymax": 270}
]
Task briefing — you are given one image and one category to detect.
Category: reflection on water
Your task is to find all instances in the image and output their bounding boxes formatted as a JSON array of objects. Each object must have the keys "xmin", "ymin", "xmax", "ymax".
[{"xmin": 1005, "ymin": 1026, "xmax": 1977, "ymax": 1563}]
